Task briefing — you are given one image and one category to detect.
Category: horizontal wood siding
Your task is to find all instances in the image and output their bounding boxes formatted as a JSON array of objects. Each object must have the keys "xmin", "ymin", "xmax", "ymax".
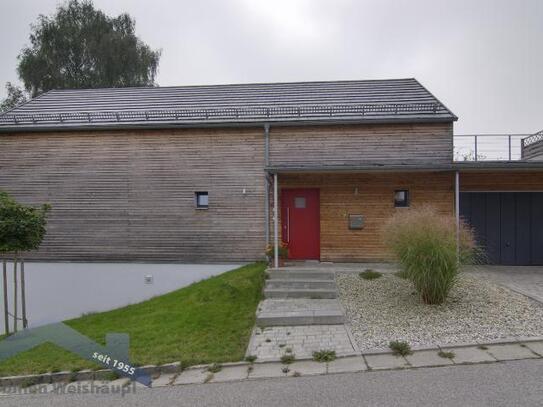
[
  {"xmin": 460, "ymin": 171, "xmax": 543, "ymax": 191},
  {"xmin": 279, "ymin": 172, "xmax": 455, "ymax": 262},
  {"xmin": 0, "ymin": 128, "xmax": 266, "ymax": 261},
  {"xmin": 270, "ymin": 122, "xmax": 453, "ymax": 166}
]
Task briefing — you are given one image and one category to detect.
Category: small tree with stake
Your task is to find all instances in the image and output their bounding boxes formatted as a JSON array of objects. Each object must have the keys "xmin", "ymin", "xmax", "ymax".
[{"xmin": 0, "ymin": 192, "xmax": 50, "ymax": 334}]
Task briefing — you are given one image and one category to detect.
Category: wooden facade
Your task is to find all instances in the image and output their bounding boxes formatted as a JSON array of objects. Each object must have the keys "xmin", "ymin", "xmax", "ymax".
[
  {"xmin": 4, "ymin": 120, "xmax": 541, "ymax": 263},
  {"xmin": 460, "ymin": 171, "xmax": 543, "ymax": 191},
  {"xmin": 269, "ymin": 122, "xmax": 453, "ymax": 166},
  {"xmin": 278, "ymin": 172, "xmax": 455, "ymax": 262},
  {"xmin": 0, "ymin": 128, "xmax": 266, "ymax": 261}
]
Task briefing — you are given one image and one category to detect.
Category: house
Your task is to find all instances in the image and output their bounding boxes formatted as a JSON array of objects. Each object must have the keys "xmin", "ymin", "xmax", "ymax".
[{"xmin": 1, "ymin": 79, "xmax": 542, "ymax": 265}]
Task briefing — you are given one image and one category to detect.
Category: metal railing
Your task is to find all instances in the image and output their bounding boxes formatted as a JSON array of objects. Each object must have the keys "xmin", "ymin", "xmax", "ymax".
[
  {"xmin": 454, "ymin": 134, "xmax": 527, "ymax": 161},
  {"xmin": 0, "ymin": 102, "xmax": 443, "ymax": 126},
  {"xmin": 522, "ymin": 130, "xmax": 543, "ymax": 148}
]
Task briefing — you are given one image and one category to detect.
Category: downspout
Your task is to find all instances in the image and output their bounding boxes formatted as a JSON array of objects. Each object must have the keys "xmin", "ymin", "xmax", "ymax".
[
  {"xmin": 264, "ymin": 124, "xmax": 270, "ymax": 247},
  {"xmin": 455, "ymin": 171, "xmax": 460, "ymax": 263},
  {"xmin": 273, "ymin": 172, "xmax": 279, "ymax": 269}
]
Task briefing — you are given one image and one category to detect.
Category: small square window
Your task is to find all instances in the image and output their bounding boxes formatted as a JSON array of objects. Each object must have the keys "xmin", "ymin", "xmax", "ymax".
[
  {"xmin": 195, "ymin": 192, "xmax": 208, "ymax": 209},
  {"xmin": 394, "ymin": 190, "xmax": 409, "ymax": 207},
  {"xmin": 294, "ymin": 197, "xmax": 306, "ymax": 208}
]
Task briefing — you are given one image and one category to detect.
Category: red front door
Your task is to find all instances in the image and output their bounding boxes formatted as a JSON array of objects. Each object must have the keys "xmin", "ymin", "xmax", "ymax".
[{"xmin": 281, "ymin": 188, "xmax": 320, "ymax": 260}]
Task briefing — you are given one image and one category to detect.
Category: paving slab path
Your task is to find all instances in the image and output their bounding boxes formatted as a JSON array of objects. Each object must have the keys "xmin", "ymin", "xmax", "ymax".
[
  {"xmin": 247, "ymin": 266, "xmax": 358, "ymax": 360},
  {"xmin": 467, "ymin": 265, "xmax": 543, "ymax": 304}
]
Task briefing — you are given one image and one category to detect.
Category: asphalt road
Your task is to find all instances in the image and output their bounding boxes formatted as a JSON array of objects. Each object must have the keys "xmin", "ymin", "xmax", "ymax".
[{"xmin": 2, "ymin": 359, "xmax": 543, "ymax": 407}]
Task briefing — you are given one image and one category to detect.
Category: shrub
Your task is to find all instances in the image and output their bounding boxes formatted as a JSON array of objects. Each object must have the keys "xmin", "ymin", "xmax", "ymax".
[
  {"xmin": 265, "ymin": 243, "xmax": 289, "ymax": 259},
  {"xmin": 383, "ymin": 205, "xmax": 477, "ymax": 305},
  {"xmin": 389, "ymin": 341, "xmax": 413, "ymax": 356},
  {"xmin": 359, "ymin": 270, "xmax": 382, "ymax": 280}
]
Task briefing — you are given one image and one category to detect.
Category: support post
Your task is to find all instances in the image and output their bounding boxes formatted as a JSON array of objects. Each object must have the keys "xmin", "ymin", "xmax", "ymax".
[
  {"xmin": 273, "ymin": 173, "xmax": 279, "ymax": 269},
  {"xmin": 474, "ymin": 135, "xmax": 478, "ymax": 161},
  {"xmin": 508, "ymin": 135, "xmax": 512, "ymax": 161},
  {"xmin": 13, "ymin": 255, "xmax": 18, "ymax": 333},
  {"xmin": 2, "ymin": 260, "xmax": 8, "ymax": 336},
  {"xmin": 455, "ymin": 171, "xmax": 460, "ymax": 262},
  {"xmin": 21, "ymin": 259, "xmax": 27, "ymax": 329}
]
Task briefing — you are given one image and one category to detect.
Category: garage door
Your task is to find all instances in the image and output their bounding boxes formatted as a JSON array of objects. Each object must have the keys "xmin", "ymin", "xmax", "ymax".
[{"xmin": 460, "ymin": 192, "xmax": 543, "ymax": 265}]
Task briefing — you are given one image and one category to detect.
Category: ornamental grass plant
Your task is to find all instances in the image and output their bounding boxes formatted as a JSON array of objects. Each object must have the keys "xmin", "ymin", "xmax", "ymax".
[{"xmin": 383, "ymin": 206, "xmax": 477, "ymax": 305}]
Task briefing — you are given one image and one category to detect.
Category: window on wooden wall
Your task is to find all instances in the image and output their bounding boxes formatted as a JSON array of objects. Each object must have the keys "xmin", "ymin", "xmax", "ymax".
[
  {"xmin": 195, "ymin": 192, "xmax": 209, "ymax": 209},
  {"xmin": 394, "ymin": 190, "xmax": 409, "ymax": 207}
]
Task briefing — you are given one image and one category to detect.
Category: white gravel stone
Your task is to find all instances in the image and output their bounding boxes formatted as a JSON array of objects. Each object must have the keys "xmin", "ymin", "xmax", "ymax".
[{"xmin": 337, "ymin": 273, "xmax": 543, "ymax": 351}]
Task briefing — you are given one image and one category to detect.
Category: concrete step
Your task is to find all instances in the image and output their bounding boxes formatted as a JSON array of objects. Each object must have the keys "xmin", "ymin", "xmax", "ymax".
[
  {"xmin": 264, "ymin": 288, "xmax": 338, "ymax": 299},
  {"xmin": 256, "ymin": 310, "xmax": 345, "ymax": 326},
  {"xmin": 265, "ymin": 279, "xmax": 336, "ymax": 290},
  {"xmin": 266, "ymin": 270, "xmax": 335, "ymax": 281},
  {"xmin": 256, "ymin": 299, "xmax": 345, "ymax": 326}
]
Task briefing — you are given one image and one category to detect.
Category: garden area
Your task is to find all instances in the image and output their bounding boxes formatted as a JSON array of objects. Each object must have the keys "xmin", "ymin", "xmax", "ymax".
[
  {"xmin": 338, "ymin": 206, "xmax": 543, "ymax": 351},
  {"xmin": 0, "ymin": 262, "xmax": 266, "ymax": 376}
]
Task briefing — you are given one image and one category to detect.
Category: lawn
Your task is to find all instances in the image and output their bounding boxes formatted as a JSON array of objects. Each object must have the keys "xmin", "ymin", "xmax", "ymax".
[{"xmin": 0, "ymin": 262, "xmax": 266, "ymax": 376}]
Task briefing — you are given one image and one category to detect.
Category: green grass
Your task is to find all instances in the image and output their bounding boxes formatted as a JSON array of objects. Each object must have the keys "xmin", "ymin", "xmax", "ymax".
[
  {"xmin": 394, "ymin": 270, "xmax": 410, "ymax": 279},
  {"xmin": 312, "ymin": 350, "xmax": 337, "ymax": 362},
  {"xmin": 358, "ymin": 269, "xmax": 382, "ymax": 280},
  {"xmin": 280, "ymin": 354, "xmax": 295, "ymax": 364},
  {"xmin": 0, "ymin": 262, "xmax": 266, "ymax": 377}
]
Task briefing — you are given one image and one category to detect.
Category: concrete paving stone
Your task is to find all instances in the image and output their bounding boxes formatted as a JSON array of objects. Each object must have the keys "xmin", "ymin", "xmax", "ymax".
[
  {"xmin": 524, "ymin": 341, "xmax": 543, "ymax": 356},
  {"xmin": 327, "ymin": 356, "xmax": 368, "ymax": 374},
  {"xmin": 485, "ymin": 344, "xmax": 539, "ymax": 361},
  {"xmin": 247, "ymin": 363, "xmax": 287, "ymax": 379},
  {"xmin": 405, "ymin": 350, "xmax": 454, "ymax": 368},
  {"xmin": 210, "ymin": 365, "xmax": 249, "ymax": 383},
  {"xmin": 151, "ymin": 374, "xmax": 176, "ymax": 387},
  {"xmin": 445, "ymin": 346, "xmax": 497, "ymax": 364},
  {"xmin": 364, "ymin": 354, "xmax": 409, "ymax": 370},
  {"xmin": 172, "ymin": 368, "xmax": 207, "ymax": 385},
  {"xmin": 287, "ymin": 361, "xmax": 327, "ymax": 377}
]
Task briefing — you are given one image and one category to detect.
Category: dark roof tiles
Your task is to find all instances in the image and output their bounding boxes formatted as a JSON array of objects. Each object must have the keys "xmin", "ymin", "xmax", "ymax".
[{"xmin": 0, "ymin": 78, "xmax": 457, "ymax": 131}]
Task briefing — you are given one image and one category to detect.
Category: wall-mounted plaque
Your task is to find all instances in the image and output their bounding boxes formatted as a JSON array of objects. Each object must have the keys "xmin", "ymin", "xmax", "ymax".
[{"xmin": 349, "ymin": 214, "xmax": 364, "ymax": 230}]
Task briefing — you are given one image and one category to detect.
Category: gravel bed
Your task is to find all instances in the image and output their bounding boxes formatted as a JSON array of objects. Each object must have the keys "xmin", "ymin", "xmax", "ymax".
[{"xmin": 337, "ymin": 272, "xmax": 543, "ymax": 351}]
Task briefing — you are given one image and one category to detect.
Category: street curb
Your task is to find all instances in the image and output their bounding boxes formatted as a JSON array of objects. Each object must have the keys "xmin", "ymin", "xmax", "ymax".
[{"xmin": 3, "ymin": 339, "xmax": 543, "ymax": 389}]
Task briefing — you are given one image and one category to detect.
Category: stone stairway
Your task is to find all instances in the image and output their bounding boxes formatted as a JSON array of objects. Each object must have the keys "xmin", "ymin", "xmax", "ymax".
[{"xmin": 256, "ymin": 267, "xmax": 345, "ymax": 326}]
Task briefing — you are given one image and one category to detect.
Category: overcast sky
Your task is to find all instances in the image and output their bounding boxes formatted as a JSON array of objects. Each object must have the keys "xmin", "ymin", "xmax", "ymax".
[{"xmin": 0, "ymin": 0, "xmax": 541, "ymax": 134}]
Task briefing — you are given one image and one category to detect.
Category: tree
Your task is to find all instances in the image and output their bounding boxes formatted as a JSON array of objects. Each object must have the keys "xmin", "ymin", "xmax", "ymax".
[
  {"xmin": 17, "ymin": 0, "xmax": 161, "ymax": 97},
  {"xmin": 0, "ymin": 192, "xmax": 50, "ymax": 334},
  {"xmin": 0, "ymin": 82, "xmax": 28, "ymax": 112}
]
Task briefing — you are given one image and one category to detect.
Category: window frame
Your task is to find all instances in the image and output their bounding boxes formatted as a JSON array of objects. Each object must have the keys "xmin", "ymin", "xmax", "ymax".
[
  {"xmin": 394, "ymin": 189, "xmax": 410, "ymax": 208},
  {"xmin": 195, "ymin": 191, "xmax": 209, "ymax": 209}
]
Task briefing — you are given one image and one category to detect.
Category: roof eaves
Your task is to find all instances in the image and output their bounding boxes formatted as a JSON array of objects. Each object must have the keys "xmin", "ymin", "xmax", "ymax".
[{"xmin": 0, "ymin": 115, "xmax": 456, "ymax": 134}]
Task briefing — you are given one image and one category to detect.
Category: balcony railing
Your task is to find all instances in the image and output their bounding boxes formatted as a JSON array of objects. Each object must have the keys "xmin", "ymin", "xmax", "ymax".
[{"xmin": 454, "ymin": 134, "xmax": 528, "ymax": 161}]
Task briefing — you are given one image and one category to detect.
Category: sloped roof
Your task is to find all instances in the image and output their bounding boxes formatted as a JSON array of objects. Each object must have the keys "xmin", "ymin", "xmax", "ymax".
[{"xmin": 0, "ymin": 78, "xmax": 457, "ymax": 132}]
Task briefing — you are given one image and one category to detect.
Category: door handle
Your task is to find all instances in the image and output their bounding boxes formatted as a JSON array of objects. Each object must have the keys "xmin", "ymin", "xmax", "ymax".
[{"xmin": 287, "ymin": 207, "xmax": 290, "ymax": 243}]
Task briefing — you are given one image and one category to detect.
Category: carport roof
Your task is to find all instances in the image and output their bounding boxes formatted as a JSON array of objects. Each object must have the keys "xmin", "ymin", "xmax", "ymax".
[{"xmin": 266, "ymin": 161, "xmax": 543, "ymax": 173}]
